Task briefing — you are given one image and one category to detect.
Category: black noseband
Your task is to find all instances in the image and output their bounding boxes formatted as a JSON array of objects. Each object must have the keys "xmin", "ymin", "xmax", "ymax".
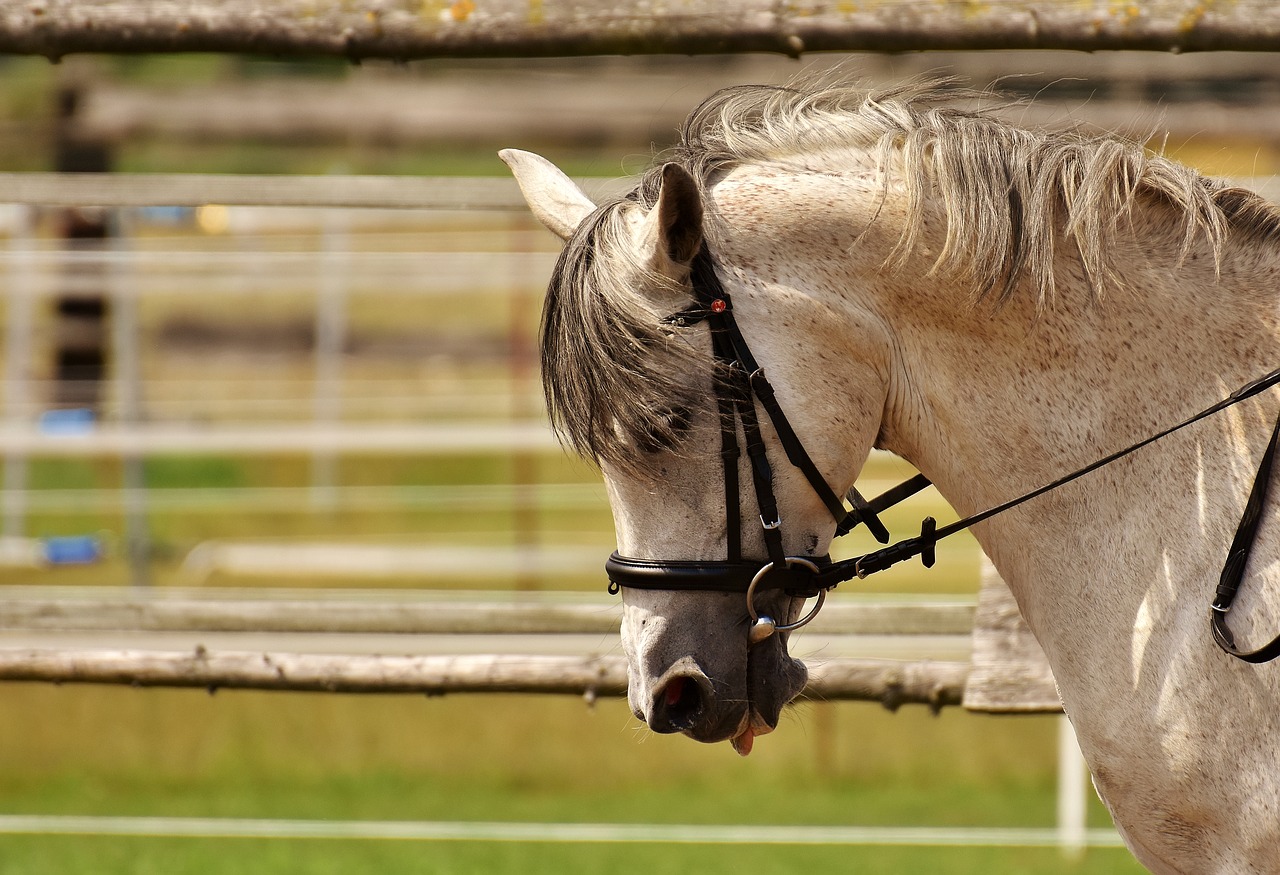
[{"xmin": 605, "ymin": 551, "xmax": 831, "ymax": 597}]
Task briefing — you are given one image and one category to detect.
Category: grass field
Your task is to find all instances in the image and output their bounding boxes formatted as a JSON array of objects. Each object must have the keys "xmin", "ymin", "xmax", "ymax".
[
  {"xmin": 0, "ymin": 839, "xmax": 1147, "ymax": 875},
  {"xmin": 0, "ymin": 684, "xmax": 1146, "ymax": 874}
]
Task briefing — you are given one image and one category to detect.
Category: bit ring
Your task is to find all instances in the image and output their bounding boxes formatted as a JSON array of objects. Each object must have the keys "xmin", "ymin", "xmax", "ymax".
[{"xmin": 746, "ymin": 556, "xmax": 826, "ymax": 643}]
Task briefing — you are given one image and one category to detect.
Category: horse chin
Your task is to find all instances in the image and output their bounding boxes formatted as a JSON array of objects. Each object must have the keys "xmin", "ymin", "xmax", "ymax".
[
  {"xmin": 740, "ymin": 631, "xmax": 809, "ymax": 743},
  {"xmin": 694, "ymin": 631, "xmax": 809, "ymax": 753}
]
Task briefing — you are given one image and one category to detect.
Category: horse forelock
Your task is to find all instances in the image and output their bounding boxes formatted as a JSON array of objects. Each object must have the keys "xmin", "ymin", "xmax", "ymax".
[{"xmin": 540, "ymin": 177, "xmax": 713, "ymax": 473}]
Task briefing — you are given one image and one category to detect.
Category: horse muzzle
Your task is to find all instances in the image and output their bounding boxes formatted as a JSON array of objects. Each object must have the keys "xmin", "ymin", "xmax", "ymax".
[{"xmin": 622, "ymin": 591, "xmax": 809, "ymax": 747}]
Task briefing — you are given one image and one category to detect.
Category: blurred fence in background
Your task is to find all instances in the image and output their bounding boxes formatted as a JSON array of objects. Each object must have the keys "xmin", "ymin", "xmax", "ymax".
[
  {"xmin": 9, "ymin": 167, "xmax": 1274, "ymax": 858},
  {"xmin": 0, "ymin": 173, "xmax": 635, "ymax": 588},
  {"xmin": 0, "ymin": 171, "xmax": 1276, "ymax": 587}
]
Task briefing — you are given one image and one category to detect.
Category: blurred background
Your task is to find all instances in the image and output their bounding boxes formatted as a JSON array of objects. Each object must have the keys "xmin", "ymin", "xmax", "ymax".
[{"xmin": 0, "ymin": 50, "xmax": 1276, "ymax": 873}]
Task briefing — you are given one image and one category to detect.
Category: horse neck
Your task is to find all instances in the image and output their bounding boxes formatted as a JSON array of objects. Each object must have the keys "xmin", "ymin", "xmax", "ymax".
[
  {"xmin": 876, "ymin": 215, "xmax": 1280, "ymax": 599},
  {"xmin": 710, "ymin": 166, "xmax": 1280, "ymax": 579},
  {"xmin": 797, "ymin": 173, "xmax": 1280, "ymax": 866}
]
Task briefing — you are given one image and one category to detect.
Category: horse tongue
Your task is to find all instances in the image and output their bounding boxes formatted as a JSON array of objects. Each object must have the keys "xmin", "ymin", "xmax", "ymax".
[{"xmin": 731, "ymin": 728, "xmax": 755, "ymax": 757}]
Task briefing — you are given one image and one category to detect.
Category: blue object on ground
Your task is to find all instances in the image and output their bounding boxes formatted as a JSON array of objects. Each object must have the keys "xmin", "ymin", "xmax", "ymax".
[
  {"xmin": 39, "ymin": 408, "xmax": 96, "ymax": 435},
  {"xmin": 42, "ymin": 535, "xmax": 104, "ymax": 565}
]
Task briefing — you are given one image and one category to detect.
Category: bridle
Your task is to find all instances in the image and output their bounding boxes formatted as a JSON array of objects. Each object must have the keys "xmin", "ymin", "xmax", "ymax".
[
  {"xmin": 604, "ymin": 244, "xmax": 930, "ymax": 640},
  {"xmin": 604, "ymin": 244, "xmax": 1280, "ymax": 662}
]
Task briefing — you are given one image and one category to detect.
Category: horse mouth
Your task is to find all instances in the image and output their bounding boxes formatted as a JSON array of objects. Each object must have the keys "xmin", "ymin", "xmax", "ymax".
[
  {"xmin": 621, "ymin": 595, "xmax": 809, "ymax": 748},
  {"xmin": 727, "ymin": 642, "xmax": 809, "ymax": 755}
]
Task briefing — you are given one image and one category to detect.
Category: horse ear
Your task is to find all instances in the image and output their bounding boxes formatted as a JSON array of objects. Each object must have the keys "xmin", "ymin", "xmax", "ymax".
[
  {"xmin": 499, "ymin": 149, "xmax": 597, "ymax": 240},
  {"xmin": 648, "ymin": 163, "xmax": 704, "ymax": 271}
]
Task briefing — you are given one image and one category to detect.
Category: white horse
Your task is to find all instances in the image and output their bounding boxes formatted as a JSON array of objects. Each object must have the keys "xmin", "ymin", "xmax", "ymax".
[{"xmin": 502, "ymin": 81, "xmax": 1280, "ymax": 873}]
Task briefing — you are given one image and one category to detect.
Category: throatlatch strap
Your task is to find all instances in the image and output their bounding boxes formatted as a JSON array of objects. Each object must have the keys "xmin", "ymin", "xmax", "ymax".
[
  {"xmin": 749, "ymin": 369, "xmax": 891, "ymax": 544},
  {"xmin": 1211, "ymin": 409, "xmax": 1280, "ymax": 663},
  {"xmin": 734, "ymin": 369, "xmax": 788, "ymax": 568},
  {"xmin": 716, "ymin": 388, "xmax": 742, "ymax": 563}
]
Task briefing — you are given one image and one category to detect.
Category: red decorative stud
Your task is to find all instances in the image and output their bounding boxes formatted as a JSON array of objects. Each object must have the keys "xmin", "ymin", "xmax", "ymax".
[{"xmin": 710, "ymin": 299, "xmax": 728, "ymax": 314}]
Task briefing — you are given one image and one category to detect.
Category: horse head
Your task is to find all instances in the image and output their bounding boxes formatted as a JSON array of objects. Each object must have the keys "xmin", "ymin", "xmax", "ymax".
[{"xmin": 501, "ymin": 148, "xmax": 891, "ymax": 754}]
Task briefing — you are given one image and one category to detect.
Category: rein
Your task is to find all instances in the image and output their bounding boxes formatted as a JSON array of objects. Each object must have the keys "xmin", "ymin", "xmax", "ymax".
[{"xmin": 604, "ymin": 245, "xmax": 1280, "ymax": 662}]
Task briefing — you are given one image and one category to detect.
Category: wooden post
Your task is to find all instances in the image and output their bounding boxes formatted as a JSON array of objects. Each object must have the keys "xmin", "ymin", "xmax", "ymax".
[
  {"xmin": 52, "ymin": 83, "xmax": 113, "ymax": 414},
  {"xmin": 3, "ymin": 207, "xmax": 35, "ymax": 538},
  {"xmin": 108, "ymin": 208, "xmax": 150, "ymax": 588},
  {"xmin": 962, "ymin": 556, "xmax": 1061, "ymax": 713}
]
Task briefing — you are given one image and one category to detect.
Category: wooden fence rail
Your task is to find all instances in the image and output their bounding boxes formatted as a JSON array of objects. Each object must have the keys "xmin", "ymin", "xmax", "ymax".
[
  {"xmin": 0, "ymin": 649, "xmax": 970, "ymax": 710},
  {"xmin": 0, "ymin": 590, "xmax": 974, "ymax": 709},
  {"xmin": 2, "ymin": 1, "xmax": 1279, "ymax": 60},
  {"xmin": 0, "ymin": 172, "xmax": 1274, "ymax": 213},
  {"xmin": 0, "ymin": 591, "xmax": 974, "ymax": 708},
  {"xmin": 0, "ymin": 576, "xmax": 1046, "ymax": 713},
  {"xmin": 0, "ymin": 588, "xmax": 975, "ymax": 636},
  {"xmin": 0, "ymin": 172, "xmax": 629, "ymax": 210}
]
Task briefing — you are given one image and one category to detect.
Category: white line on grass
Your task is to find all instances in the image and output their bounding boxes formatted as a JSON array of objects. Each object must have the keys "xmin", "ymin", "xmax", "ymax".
[{"xmin": 0, "ymin": 816, "xmax": 1125, "ymax": 847}]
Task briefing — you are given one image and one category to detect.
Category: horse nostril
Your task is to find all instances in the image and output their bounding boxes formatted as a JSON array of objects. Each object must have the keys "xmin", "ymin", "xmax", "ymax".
[{"xmin": 651, "ymin": 676, "xmax": 707, "ymax": 734}]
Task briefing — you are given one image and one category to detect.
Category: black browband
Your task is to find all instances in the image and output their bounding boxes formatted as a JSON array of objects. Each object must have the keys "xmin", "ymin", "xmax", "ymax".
[{"xmin": 603, "ymin": 244, "xmax": 1280, "ymax": 662}]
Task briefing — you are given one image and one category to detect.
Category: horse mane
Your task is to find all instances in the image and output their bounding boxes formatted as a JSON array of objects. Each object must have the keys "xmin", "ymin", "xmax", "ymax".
[
  {"xmin": 542, "ymin": 78, "xmax": 1280, "ymax": 470},
  {"xmin": 671, "ymin": 78, "xmax": 1280, "ymax": 301}
]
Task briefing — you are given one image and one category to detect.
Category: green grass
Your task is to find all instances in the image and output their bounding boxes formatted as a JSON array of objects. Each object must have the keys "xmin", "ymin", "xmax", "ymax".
[
  {"xmin": 3, "ymin": 688, "xmax": 1074, "ymax": 807},
  {"xmin": 0, "ymin": 837, "xmax": 1146, "ymax": 875},
  {"xmin": 0, "ymin": 685, "xmax": 1144, "ymax": 873}
]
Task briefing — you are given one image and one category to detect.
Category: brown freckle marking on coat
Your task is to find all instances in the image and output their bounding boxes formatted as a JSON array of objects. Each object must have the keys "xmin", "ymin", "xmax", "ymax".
[{"xmin": 1154, "ymin": 811, "xmax": 1210, "ymax": 858}]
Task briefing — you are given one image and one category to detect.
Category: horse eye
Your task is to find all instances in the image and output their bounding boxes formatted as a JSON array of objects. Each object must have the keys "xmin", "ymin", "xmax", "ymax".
[{"xmin": 637, "ymin": 405, "xmax": 693, "ymax": 453}]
